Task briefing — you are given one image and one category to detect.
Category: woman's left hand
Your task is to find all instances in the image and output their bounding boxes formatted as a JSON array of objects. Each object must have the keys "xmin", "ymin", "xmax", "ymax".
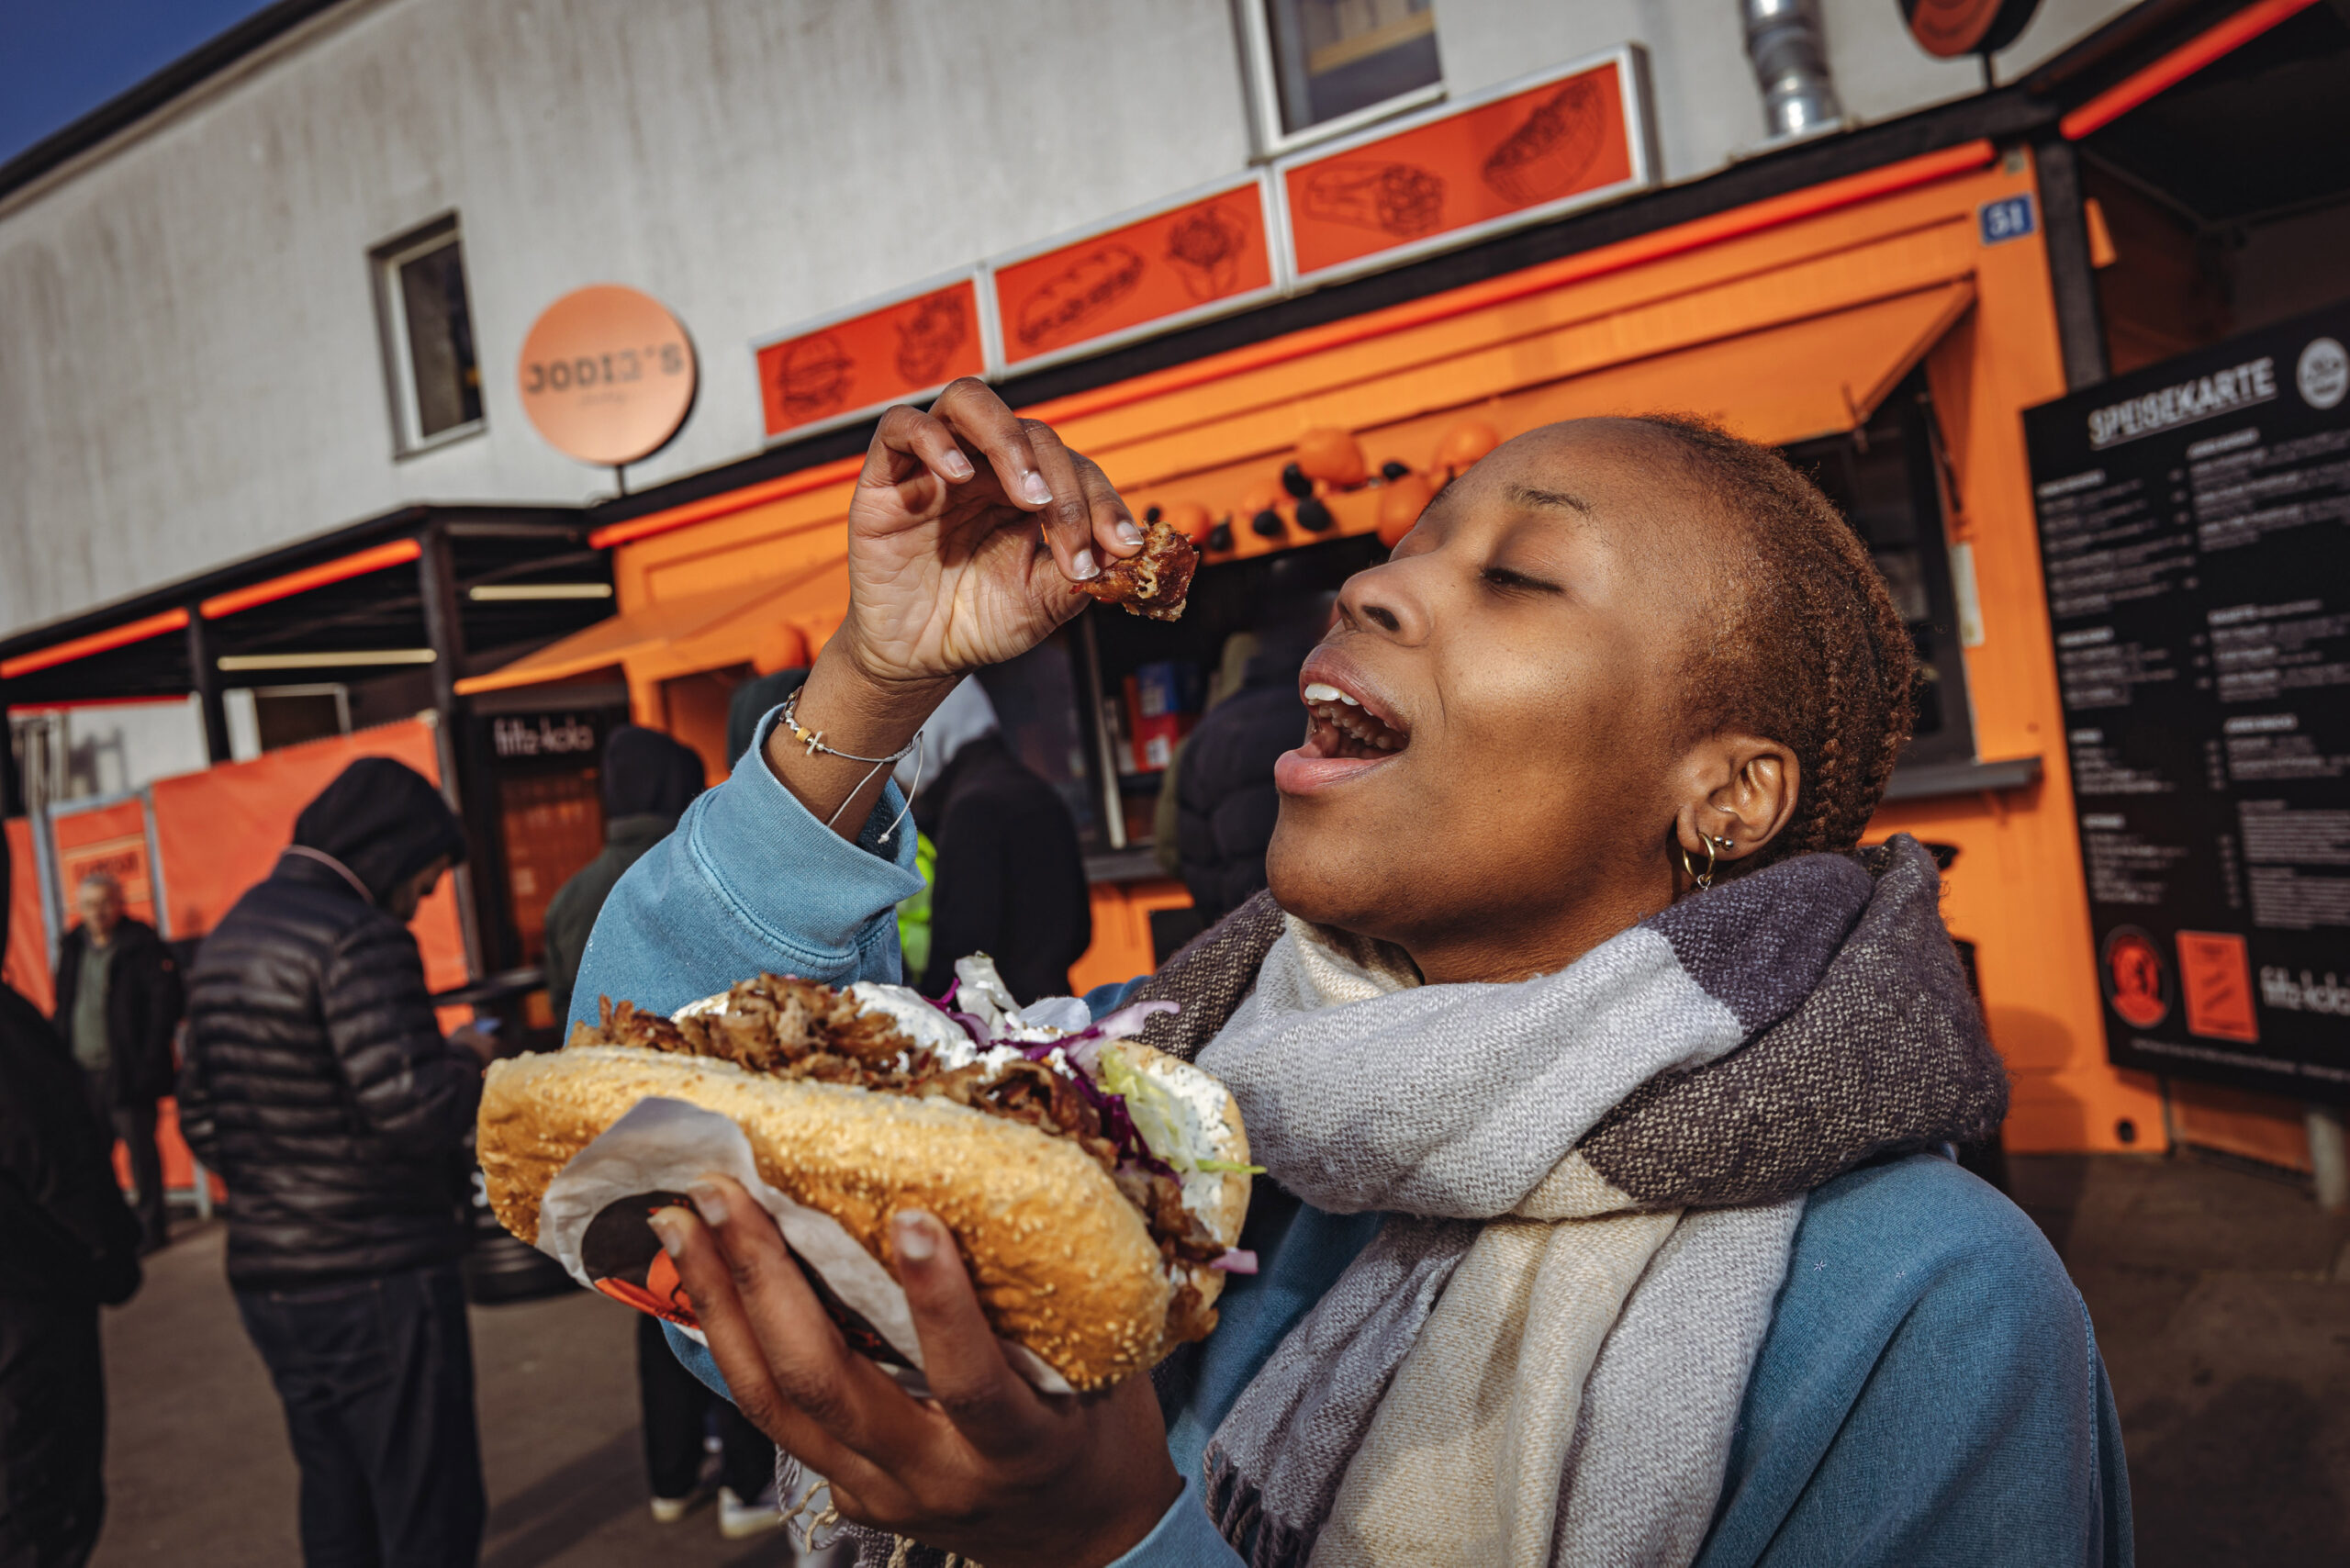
[{"xmin": 648, "ymin": 1176, "xmax": 1184, "ymax": 1568}]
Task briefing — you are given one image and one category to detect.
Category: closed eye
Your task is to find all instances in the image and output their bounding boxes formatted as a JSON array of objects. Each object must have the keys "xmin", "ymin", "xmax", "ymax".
[{"xmin": 1481, "ymin": 566, "xmax": 1562, "ymax": 596}]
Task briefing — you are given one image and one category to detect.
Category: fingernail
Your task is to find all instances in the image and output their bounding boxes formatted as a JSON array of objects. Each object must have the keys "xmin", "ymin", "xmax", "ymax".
[
  {"xmin": 1115, "ymin": 519, "xmax": 1145, "ymax": 546},
  {"xmin": 1021, "ymin": 471, "xmax": 1053, "ymax": 508},
  {"xmin": 648, "ymin": 1209, "xmax": 688, "ymax": 1258},
  {"xmin": 893, "ymin": 1212, "xmax": 935, "ymax": 1263},
  {"xmin": 1070, "ymin": 548, "xmax": 1099, "ymax": 580},
  {"xmin": 939, "ymin": 448, "xmax": 973, "ymax": 480},
  {"xmin": 688, "ymin": 1182, "xmax": 729, "ymax": 1227}
]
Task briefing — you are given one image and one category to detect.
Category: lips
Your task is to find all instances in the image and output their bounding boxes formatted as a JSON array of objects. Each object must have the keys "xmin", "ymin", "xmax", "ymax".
[{"xmin": 1276, "ymin": 650, "xmax": 1410, "ymax": 796}]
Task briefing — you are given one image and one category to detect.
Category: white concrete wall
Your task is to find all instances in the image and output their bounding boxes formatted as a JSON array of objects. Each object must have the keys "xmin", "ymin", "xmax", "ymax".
[{"xmin": 0, "ymin": 0, "xmax": 2135, "ymax": 641}]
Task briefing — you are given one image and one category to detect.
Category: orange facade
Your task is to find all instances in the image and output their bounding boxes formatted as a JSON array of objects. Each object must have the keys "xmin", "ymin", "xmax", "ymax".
[{"xmin": 469, "ymin": 142, "xmax": 2195, "ymax": 1154}]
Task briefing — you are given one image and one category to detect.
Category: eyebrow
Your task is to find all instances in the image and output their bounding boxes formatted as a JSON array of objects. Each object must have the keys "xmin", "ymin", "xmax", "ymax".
[{"xmin": 1509, "ymin": 484, "xmax": 1594, "ymax": 514}]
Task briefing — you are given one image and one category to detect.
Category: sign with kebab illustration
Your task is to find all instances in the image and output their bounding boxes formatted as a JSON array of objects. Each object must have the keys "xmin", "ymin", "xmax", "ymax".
[{"xmin": 1277, "ymin": 46, "xmax": 1655, "ymax": 286}]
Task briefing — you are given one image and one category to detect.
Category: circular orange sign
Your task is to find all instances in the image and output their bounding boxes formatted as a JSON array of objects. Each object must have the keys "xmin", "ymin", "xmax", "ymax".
[
  {"xmin": 518, "ymin": 285, "xmax": 698, "ymax": 466},
  {"xmin": 2103, "ymin": 927, "xmax": 2170, "ymax": 1029}
]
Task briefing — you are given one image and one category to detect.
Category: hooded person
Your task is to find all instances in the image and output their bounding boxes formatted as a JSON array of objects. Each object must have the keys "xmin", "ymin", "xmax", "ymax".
[
  {"xmin": 894, "ymin": 676, "xmax": 1091, "ymax": 1004},
  {"xmin": 543, "ymin": 726, "xmax": 707, "ymax": 1023},
  {"xmin": 1, "ymin": 840, "xmax": 143, "ymax": 1568},
  {"xmin": 178, "ymin": 756, "xmax": 494, "ymax": 1568},
  {"xmin": 535, "ymin": 728, "xmax": 786, "ymax": 1537}
]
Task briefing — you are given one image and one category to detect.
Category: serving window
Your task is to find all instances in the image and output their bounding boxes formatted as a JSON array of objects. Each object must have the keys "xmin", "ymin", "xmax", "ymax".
[{"xmin": 1782, "ymin": 371, "xmax": 1977, "ymax": 769}]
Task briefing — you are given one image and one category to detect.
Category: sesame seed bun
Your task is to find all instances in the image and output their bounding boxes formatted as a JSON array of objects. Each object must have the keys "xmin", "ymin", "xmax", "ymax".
[{"xmin": 477, "ymin": 1041, "xmax": 1248, "ymax": 1391}]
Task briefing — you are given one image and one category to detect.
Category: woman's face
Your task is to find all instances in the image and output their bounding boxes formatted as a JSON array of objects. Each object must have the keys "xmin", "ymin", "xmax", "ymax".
[{"xmin": 1266, "ymin": 419, "xmax": 1728, "ymax": 983}]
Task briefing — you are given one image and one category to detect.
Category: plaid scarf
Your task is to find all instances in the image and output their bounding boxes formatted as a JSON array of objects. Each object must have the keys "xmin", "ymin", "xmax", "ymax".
[{"xmin": 848, "ymin": 836, "xmax": 2004, "ymax": 1567}]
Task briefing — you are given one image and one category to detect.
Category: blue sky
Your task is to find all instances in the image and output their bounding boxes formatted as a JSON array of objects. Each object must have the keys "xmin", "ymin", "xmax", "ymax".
[{"xmin": 0, "ymin": 0, "xmax": 280, "ymax": 165}]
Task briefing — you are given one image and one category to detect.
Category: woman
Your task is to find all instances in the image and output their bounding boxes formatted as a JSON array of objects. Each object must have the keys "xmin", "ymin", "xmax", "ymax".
[{"xmin": 572, "ymin": 381, "xmax": 2130, "ymax": 1568}]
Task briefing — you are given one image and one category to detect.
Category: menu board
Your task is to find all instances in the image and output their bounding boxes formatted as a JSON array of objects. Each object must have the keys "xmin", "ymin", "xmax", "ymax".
[{"xmin": 2026, "ymin": 306, "xmax": 2350, "ymax": 1099}]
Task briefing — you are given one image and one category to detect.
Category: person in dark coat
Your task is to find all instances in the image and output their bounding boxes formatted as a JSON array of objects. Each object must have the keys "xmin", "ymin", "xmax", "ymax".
[
  {"xmin": 542, "ymin": 726, "xmax": 706, "ymax": 1023},
  {"xmin": 1, "ymin": 847, "xmax": 142, "ymax": 1568},
  {"xmin": 907, "ymin": 678, "xmax": 1091, "ymax": 1003},
  {"xmin": 539, "ymin": 727, "xmax": 782, "ymax": 1536},
  {"xmin": 1173, "ymin": 610, "xmax": 1324, "ymax": 924},
  {"xmin": 50, "ymin": 868, "xmax": 183, "ymax": 1252},
  {"xmin": 178, "ymin": 757, "xmax": 492, "ymax": 1568}
]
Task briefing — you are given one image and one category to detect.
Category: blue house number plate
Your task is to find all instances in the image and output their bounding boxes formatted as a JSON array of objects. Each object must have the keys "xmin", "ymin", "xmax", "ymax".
[{"xmin": 1979, "ymin": 195, "xmax": 2037, "ymax": 245}]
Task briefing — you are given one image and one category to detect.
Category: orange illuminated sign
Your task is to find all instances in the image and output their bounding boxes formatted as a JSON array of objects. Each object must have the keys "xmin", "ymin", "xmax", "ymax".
[
  {"xmin": 52, "ymin": 799, "xmax": 157, "ymax": 929},
  {"xmin": 755, "ymin": 275, "xmax": 988, "ymax": 443},
  {"xmin": 518, "ymin": 285, "xmax": 699, "ymax": 467},
  {"xmin": 992, "ymin": 178, "xmax": 1278, "ymax": 370},
  {"xmin": 2178, "ymin": 930, "xmax": 2259, "ymax": 1043},
  {"xmin": 1280, "ymin": 49, "xmax": 1652, "ymax": 286}
]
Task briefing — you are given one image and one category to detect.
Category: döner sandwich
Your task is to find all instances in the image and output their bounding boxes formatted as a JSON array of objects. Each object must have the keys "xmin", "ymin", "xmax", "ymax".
[{"xmin": 477, "ymin": 956, "xmax": 1255, "ymax": 1392}]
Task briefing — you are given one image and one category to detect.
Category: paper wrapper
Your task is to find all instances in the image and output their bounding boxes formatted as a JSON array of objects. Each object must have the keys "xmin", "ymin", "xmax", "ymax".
[{"xmin": 533, "ymin": 1095, "xmax": 1076, "ymax": 1396}]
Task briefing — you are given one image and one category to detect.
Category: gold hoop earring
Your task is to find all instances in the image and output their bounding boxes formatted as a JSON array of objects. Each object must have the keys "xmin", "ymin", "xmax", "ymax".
[{"xmin": 1679, "ymin": 832, "xmax": 1735, "ymax": 890}]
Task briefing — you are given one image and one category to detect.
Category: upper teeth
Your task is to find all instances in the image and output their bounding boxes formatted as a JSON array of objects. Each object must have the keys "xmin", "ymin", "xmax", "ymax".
[{"xmin": 1304, "ymin": 681, "xmax": 1360, "ymax": 706}]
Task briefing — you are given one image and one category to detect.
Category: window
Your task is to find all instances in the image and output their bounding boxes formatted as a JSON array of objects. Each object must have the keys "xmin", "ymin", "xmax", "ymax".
[
  {"xmin": 1240, "ymin": 0, "xmax": 1443, "ymax": 154},
  {"xmin": 373, "ymin": 218, "xmax": 483, "ymax": 453},
  {"xmin": 1781, "ymin": 375, "xmax": 1978, "ymax": 769}
]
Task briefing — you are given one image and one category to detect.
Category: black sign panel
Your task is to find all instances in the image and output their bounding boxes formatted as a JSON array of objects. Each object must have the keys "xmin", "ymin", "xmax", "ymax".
[
  {"xmin": 2026, "ymin": 306, "xmax": 2350, "ymax": 1100},
  {"xmin": 488, "ymin": 711, "xmax": 605, "ymax": 767}
]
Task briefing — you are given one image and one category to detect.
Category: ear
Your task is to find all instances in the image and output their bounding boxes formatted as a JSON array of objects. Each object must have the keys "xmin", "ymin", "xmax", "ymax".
[{"xmin": 1668, "ymin": 733, "xmax": 1800, "ymax": 884}]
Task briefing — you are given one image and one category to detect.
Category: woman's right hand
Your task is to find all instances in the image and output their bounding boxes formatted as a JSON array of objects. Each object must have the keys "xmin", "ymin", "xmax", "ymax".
[
  {"xmin": 767, "ymin": 380, "xmax": 1137, "ymax": 836},
  {"xmin": 834, "ymin": 377, "xmax": 1139, "ymax": 689}
]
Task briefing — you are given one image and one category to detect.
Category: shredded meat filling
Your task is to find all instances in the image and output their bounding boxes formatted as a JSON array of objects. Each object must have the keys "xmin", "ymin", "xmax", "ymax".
[
  {"xmin": 576, "ymin": 975, "xmax": 1225, "ymax": 1280},
  {"xmin": 1075, "ymin": 515, "xmax": 1198, "ymax": 622}
]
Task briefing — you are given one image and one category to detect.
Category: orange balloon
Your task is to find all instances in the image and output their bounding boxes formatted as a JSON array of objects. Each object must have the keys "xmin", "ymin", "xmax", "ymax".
[
  {"xmin": 1434, "ymin": 419, "xmax": 1501, "ymax": 476},
  {"xmin": 1240, "ymin": 481, "xmax": 1286, "ymax": 518},
  {"xmin": 1377, "ymin": 473, "xmax": 1435, "ymax": 546},
  {"xmin": 1164, "ymin": 501, "xmax": 1214, "ymax": 544},
  {"xmin": 1294, "ymin": 428, "xmax": 1369, "ymax": 488}
]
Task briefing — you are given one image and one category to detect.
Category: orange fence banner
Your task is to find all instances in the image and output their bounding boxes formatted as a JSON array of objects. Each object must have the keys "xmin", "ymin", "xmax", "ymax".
[
  {"xmin": 5, "ymin": 817, "xmax": 50, "ymax": 1012},
  {"xmin": 1281, "ymin": 50, "xmax": 1649, "ymax": 286},
  {"xmin": 755, "ymin": 274, "xmax": 988, "ymax": 442},
  {"xmin": 147, "ymin": 718, "xmax": 469, "ymax": 994},
  {"xmin": 993, "ymin": 179, "xmax": 1277, "ymax": 370},
  {"xmin": 50, "ymin": 798, "xmax": 156, "ymax": 929}
]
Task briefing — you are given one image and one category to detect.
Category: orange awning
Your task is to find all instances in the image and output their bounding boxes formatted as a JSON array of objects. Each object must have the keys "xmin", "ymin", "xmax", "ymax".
[{"xmin": 455, "ymin": 557, "xmax": 847, "ymax": 698}]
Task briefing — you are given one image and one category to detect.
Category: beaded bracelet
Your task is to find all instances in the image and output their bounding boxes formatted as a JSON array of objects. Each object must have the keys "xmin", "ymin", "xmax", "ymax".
[{"xmin": 778, "ymin": 688, "xmax": 925, "ymax": 839}]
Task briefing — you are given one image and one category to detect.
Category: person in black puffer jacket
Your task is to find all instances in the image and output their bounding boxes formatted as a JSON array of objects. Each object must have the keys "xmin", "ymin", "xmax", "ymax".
[
  {"xmin": 179, "ymin": 757, "xmax": 491, "ymax": 1568},
  {"xmin": 2, "ymin": 846, "xmax": 143, "ymax": 1568}
]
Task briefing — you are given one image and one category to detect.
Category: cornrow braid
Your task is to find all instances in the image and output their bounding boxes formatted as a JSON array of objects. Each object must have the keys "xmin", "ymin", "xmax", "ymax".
[{"xmin": 1627, "ymin": 413, "xmax": 1917, "ymax": 868}]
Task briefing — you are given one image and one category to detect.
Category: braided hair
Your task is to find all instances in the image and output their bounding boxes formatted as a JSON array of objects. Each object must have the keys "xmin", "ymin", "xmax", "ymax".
[{"xmin": 1628, "ymin": 413, "xmax": 1918, "ymax": 868}]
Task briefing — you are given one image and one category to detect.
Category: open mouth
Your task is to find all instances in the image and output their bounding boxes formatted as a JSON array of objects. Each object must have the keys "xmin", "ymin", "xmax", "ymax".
[{"xmin": 1301, "ymin": 680, "xmax": 1410, "ymax": 759}]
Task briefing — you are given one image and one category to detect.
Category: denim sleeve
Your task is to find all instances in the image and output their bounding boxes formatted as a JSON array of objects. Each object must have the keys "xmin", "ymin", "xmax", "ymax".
[
  {"xmin": 1105, "ymin": 1476, "xmax": 1246, "ymax": 1568},
  {"xmin": 1701, "ymin": 1156, "xmax": 2130, "ymax": 1568},
  {"xmin": 572, "ymin": 705, "xmax": 924, "ymax": 1028}
]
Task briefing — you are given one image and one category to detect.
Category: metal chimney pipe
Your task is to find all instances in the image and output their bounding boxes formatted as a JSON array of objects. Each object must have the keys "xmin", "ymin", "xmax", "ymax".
[{"xmin": 1743, "ymin": 0, "xmax": 1844, "ymax": 141}]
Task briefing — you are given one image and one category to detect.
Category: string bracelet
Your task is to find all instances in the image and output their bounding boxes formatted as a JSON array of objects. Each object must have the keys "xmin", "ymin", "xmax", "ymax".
[{"xmin": 778, "ymin": 687, "xmax": 924, "ymax": 840}]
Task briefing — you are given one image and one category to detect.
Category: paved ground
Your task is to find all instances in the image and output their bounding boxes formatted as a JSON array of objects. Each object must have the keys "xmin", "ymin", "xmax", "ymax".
[
  {"xmin": 93, "ymin": 1224, "xmax": 828, "ymax": 1567},
  {"xmin": 2008, "ymin": 1152, "xmax": 2350, "ymax": 1568},
  {"xmin": 87, "ymin": 1152, "xmax": 2350, "ymax": 1566}
]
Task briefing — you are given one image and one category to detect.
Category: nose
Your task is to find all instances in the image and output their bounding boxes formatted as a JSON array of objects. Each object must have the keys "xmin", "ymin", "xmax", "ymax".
[{"xmin": 1334, "ymin": 556, "xmax": 1432, "ymax": 644}]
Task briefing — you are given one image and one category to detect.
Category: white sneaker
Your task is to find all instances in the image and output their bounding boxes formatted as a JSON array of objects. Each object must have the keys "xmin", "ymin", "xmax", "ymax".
[
  {"xmin": 719, "ymin": 1484, "xmax": 784, "ymax": 1539},
  {"xmin": 649, "ymin": 1495, "xmax": 694, "ymax": 1524}
]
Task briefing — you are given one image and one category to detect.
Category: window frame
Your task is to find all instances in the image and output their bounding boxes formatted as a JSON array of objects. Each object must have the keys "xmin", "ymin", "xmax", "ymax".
[
  {"xmin": 1234, "ymin": 0, "xmax": 1446, "ymax": 162},
  {"xmin": 370, "ymin": 215, "xmax": 485, "ymax": 458}
]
